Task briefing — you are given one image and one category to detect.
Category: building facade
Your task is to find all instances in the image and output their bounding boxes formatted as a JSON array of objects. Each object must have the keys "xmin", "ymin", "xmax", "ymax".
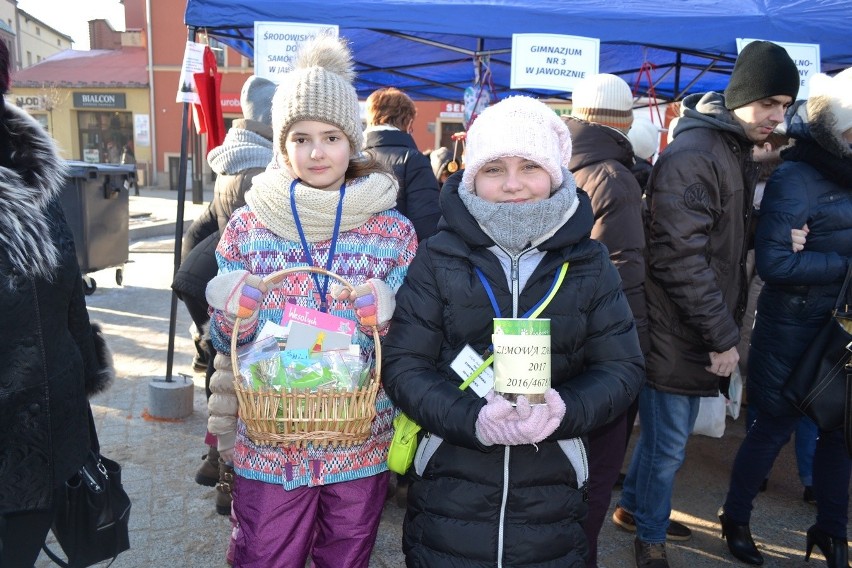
[{"xmin": 9, "ymin": 0, "xmax": 470, "ymax": 188}]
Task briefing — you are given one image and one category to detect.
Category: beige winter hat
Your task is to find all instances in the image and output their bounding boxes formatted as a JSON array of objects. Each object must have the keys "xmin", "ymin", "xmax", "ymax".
[
  {"xmin": 571, "ymin": 73, "xmax": 635, "ymax": 134},
  {"xmin": 271, "ymin": 35, "xmax": 364, "ymax": 157}
]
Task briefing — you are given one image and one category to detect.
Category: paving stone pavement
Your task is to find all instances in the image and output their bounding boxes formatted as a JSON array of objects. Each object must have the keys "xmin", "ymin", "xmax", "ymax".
[{"xmin": 33, "ymin": 188, "xmax": 848, "ymax": 567}]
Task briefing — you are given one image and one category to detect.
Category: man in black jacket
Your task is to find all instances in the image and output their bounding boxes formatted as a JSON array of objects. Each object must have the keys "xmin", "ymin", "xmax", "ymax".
[
  {"xmin": 614, "ymin": 41, "xmax": 800, "ymax": 568},
  {"xmin": 364, "ymin": 87, "xmax": 441, "ymax": 241}
]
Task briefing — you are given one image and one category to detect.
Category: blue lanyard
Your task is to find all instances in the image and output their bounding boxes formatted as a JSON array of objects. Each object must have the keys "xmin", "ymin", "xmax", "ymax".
[
  {"xmin": 289, "ymin": 178, "xmax": 345, "ymax": 312},
  {"xmin": 473, "ymin": 266, "xmax": 563, "ymax": 319}
]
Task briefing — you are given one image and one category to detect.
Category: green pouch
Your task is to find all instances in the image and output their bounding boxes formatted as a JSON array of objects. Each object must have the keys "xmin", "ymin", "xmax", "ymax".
[{"xmin": 387, "ymin": 412, "xmax": 422, "ymax": 475}]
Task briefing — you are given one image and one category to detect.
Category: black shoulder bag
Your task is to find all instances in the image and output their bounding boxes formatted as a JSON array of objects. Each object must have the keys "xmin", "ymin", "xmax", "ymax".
[
  {"xmin": 42, "ymin": 406, "xmax": 132, "ymax": 567},
  {"xmin": 782, "ymin": 264, "xmax": 852, "ymax": 455}
]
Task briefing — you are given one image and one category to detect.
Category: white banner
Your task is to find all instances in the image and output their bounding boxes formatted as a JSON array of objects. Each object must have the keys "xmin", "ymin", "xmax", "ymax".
[
  {"xmin": 736, "ymin": 38, "xmax": 820, "ymax": 100},
  {"xmin": 511, "ymin": 33, "xmax": 600, "ymax": 92},
  {"xmin": 176, "ymin": 41, "xmax": 206, "ymax": 104},
  {"xmin": 254, "ymin": 22, "xmax": 339, "ymax": 83}
]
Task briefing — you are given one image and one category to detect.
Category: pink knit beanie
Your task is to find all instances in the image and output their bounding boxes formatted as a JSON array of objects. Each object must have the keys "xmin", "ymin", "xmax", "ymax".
[{"xmin": 462, "ymin": 96, "xmax": 572, "ymax": 190}]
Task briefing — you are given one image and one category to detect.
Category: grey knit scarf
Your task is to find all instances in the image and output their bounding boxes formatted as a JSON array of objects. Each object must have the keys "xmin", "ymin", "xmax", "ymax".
[
  {"xmin": 207, "ymin": 128, "xmax": 273, "ymax": 175},
  {"xmin": 459, "ymin": 169, "xmax": 579, "ymax": 254}
]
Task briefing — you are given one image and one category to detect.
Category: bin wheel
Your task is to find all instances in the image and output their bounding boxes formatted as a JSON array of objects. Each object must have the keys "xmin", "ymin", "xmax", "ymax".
[
  {"xmin": 115, "ymin": 268, "xmax": 124, "ymax": 286},
  {"xmin": 83, "ymin": 277, "xmax": 97, "ymax": 295}
]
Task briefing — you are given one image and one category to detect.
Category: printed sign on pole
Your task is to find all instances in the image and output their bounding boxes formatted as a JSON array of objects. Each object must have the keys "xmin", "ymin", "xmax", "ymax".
[
  {"xmin": 176, "ymin": 41, "xmax": 207, "ymax": 104},
  {"xmin": 736, "ymin": 38, "xmax": 820, "ymax": 100},
  {"xmin": 254, "ymin": 22, "xmax": 339, "ymax": 83},
  {"xmin": 511, "ymin": 33, "xmax": 600, "ymax": 93}
]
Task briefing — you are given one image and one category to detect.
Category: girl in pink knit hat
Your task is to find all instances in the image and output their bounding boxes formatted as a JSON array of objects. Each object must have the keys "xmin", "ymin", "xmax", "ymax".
[{"xmin": 382, "ymin": 95, "xmax": 644, "ymax": 567}]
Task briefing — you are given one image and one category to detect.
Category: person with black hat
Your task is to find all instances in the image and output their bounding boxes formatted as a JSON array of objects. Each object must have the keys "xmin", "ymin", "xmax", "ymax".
[{"xmin": 613, "ymin": 40, "xmax": 800, "ymax": 568}]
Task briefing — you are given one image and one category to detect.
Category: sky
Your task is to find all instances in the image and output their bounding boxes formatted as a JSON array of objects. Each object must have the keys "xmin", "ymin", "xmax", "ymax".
[{"xmin": 17, "ymin": 0, "xmax": 126, "ymax": 50}]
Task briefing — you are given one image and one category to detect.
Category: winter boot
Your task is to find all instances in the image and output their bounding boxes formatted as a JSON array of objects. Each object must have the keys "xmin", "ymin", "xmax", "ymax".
[
  {"xmin": 216, "ymin": 458, "xmax": 234, "ymax": 516},
  {"xmin": 190, "ymin": 326, "xmax": 210, "ymax": 373},
  {"xmin": 195, "ymin": 445, "xmax": 219, "ymax": 487}
]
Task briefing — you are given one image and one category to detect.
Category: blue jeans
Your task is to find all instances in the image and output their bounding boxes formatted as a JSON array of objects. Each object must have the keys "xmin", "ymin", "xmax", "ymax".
[
  {"xmin": 724, "ymin": 410, "xmax": 851, "ymax": 538},
  {"xmin": 620, "ymin": 387, "xmax": 700, "ymax": 543},
  {"xmin": 746, "ymin": 405, "xmax": 818, "ymax": 486}
]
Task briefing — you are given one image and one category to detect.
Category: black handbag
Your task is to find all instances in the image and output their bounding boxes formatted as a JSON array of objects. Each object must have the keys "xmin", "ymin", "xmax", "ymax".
[
  {"xmin": 782, "ymin": 264, "xmax": 852, "ymax": 450},
  {"xmin": 42, "ymin": 407, "xmax": 131, "ymax": 568}
]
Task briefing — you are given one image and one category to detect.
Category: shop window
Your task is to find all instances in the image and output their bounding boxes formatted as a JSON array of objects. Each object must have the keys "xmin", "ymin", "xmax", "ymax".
[
  {"xmin": 209, "ymin": 37, "xmax": 226, "ymax": 67},
  {"xmin": 435, "ymin": 117, "xmax": 465, "ymax": 151},
  {"xmin": 77, "ymin": 111, "xmax": 134, "ymax": 164},
  {"xmin": 32, "ymin": 114, "xmax": 49, "ymax": 131}
]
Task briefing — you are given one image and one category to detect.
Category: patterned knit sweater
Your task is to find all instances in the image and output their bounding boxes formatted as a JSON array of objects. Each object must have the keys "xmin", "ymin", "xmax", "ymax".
[{"xmin": 209, "ymin": 203, "xmax": 418, "ymax": 489}]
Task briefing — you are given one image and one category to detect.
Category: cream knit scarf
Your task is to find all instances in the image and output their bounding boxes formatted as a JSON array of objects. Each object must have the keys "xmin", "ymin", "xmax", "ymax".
[{"xmin": 245, "ymin": 168, "xmax": 398, "ymax": 242}]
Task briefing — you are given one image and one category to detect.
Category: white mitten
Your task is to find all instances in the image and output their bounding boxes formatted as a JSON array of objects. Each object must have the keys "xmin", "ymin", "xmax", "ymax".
[
  {"xmin": 206, "ymin": 270, "xmax": 268, "ymax": 326},
  {"xmin": 330, "ymin": 278, "xmax": 396, "ymax": 327}
]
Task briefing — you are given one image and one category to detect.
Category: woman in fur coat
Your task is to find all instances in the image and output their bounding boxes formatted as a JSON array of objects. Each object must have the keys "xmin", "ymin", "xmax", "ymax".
[{"xmin": 0, "ymin": 41, "xmax": 114, "ymax": 566}]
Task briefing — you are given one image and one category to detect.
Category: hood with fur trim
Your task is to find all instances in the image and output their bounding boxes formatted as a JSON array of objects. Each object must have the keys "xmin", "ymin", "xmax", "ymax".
[
  {"xmin": 0, "ymin": 104, "xmax": 67, "ymax": 283},
  {"xmin": 786, "ymin": 98, "xmax": 852, "ymax": 160}
]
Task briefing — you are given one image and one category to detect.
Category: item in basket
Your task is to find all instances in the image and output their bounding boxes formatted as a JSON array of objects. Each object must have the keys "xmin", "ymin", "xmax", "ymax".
[
  {"xmin": 282, "ymin": 351, "xmax": 357, "ymax": 391},
  {"xmin": 236, "ymin": 335, "xmax": 281, "ymax": 389},
  {"xmin": 285, "ymin": 321, "xmax": 352, "ymax": 352},
  {"xmin": 281, "ymin": 303, "xmax": 356, "ymax": 337},
  {"xmin": 492, "ymin": 318, "xmax": 551, "ymax": 404},
  {"xmin": 255, "ymin": 320, "xmax": 289, "ymax": 346}
]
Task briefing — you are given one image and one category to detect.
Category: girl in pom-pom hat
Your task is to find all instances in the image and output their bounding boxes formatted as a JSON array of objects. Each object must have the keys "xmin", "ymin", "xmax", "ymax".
[{"xmin": 204, "ymin": 35, "xmax": 417, "ymax": 567}]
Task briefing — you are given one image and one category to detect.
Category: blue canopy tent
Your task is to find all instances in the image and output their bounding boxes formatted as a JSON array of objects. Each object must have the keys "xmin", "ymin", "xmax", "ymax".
[
  {"xmin": 184, "ymin": 0, "xmax": 852, "ymax": 102},
  {"xmin": 162, "ymin": 0, "xmax": 851, "ymax": 379}
]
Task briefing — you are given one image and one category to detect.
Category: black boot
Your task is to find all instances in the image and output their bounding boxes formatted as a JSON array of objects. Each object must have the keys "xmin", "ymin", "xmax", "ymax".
[
  {"xmin": 806, "ymin": 525, "xmax": 849, "ymax": 567},
  {"xmin": 194, "ymin": 445, "xmax": 219, "ymax": 487},
  {"xmin": 719, "ymin": 509, "xmax": 764, "ymax": 565},
  {"xmin": 216, "ymin": 459, "xmax": 234, "ymax": 516}
]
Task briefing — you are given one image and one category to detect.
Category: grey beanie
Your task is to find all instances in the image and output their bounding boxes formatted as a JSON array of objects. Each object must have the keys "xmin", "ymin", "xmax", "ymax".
[{"xmin": 240, "ymin": 75, "xmax": 276, "ymax": 126}]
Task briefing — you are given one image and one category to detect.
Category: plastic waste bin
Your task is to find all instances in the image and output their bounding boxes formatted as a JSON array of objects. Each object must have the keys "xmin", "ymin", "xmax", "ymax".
[{"xmin": 60, "ymin": 161, "xmax": 135, "ymax": 294}]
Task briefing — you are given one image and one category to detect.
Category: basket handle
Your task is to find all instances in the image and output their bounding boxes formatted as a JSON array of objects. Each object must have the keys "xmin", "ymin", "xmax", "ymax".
[{"xmin": 229, "ymin": 266, "xmax": 382, "ymax": 383}]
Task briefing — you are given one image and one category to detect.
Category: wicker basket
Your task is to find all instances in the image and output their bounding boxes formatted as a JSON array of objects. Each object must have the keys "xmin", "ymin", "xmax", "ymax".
[{"xmin": 230, "ymin": 267, "xmax": 382, "ymax": 448}]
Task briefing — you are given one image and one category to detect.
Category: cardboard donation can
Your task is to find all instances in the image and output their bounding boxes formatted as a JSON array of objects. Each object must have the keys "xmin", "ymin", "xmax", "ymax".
[{"xmin": 492, "ymin": 318, "xmax": 551, "ymax": 404}]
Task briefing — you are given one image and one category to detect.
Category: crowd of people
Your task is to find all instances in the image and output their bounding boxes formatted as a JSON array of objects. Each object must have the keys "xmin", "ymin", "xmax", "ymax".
[{"xmin": 2, "ymin": 28, "xmax": 850, "ymax": 568}]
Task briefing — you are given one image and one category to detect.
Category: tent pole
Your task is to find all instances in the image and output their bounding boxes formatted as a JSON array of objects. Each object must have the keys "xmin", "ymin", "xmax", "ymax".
[{"xmin": 165, "ymin": 26, "xmax": 198, "ymax": 382}]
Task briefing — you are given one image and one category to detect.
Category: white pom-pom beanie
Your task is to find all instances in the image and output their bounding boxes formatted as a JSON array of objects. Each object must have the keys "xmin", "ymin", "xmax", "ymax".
[
  {"xmin": 807, "ymin": 68, "xmax": 852, "ymax": 138},
  {"xmin": 628, "ymin": 118, "xmax": 662, "ymax": 161},
  {"xmin": 462, "ymin": 95, "xmax": 572, "ymax": 191}
]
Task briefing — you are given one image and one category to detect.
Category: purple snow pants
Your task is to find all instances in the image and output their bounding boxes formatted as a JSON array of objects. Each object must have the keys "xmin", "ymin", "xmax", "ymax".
[{"xmin": 231, "ymin": 472, "xmax": 389, "ymax": 568}]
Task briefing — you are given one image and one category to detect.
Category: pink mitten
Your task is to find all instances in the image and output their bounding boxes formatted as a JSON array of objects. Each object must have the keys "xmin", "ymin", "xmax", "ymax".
[
  {"xmin": 475, "ymin": 390, "xmax": 520, "ymax": 446},
  {"xmin": 476, "ymin": 389, "xmax": 566, "ymax": 446},
  {"xmin": 206, "ymin": 270, "xmax": 268, "ymax": 325},
  {"xmin": 330, "ymin": 279, "xmax": 396, "ymax": 327}
]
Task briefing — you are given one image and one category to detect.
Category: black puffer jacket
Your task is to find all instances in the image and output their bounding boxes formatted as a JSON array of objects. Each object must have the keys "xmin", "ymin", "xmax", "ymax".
[
  {"xmin": 565, "ymin": 117, "xmax": 649, "ymax": 354},
  {"xmin": 382, "ymin": 175, "xmax": 644, "ymax": 567},
  {"xmin": 644, "ymin": 92, "xmax": 759, "ymax": 396},
  {"xmin": 364, "ymin": 128, "xmax": 440, "ymax": 240},
  {"xmin": 748, "ymin": 101, "xmax": 852, "ymax": 417},
  {"xmin": 0, "ymin": 105, "xmax": 113, "ymax": 514}
]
